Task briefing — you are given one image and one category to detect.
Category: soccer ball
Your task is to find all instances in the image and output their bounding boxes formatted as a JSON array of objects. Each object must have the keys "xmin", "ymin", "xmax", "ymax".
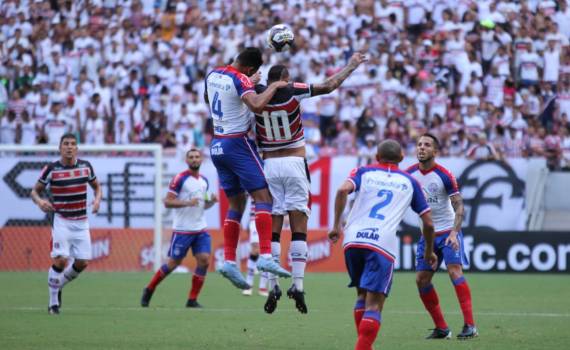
[{"xmin": 267, "ymin": 24, "xmax": 295, "ymax": 52}]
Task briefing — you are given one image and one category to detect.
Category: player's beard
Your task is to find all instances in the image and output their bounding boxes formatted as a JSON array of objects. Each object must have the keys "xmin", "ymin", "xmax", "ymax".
[
  {"xmin": 189, "ymin": 164, "xmax": 201, "ymax": 171},
  {"xmin": 418, "ymin": 154, "xmax": 434, "ymax": 164}
]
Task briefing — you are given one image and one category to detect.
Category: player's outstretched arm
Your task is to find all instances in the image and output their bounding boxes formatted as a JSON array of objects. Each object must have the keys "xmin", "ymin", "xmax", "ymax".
[
  {"xmin": 242, "ymin": 80, "xmax": 289, "ymax": 113},
  {"xmin": 89, "ymin": 179, "xmax": 102, "ymax": 214},
  {"xmin": 31, "ymin": 182, "xmax": 54, "ymax": 213},
  {"xmin": 328, "ymin": 180, "xmax": 354, "ymax": 243},
  {"xmin": 420, "ymin": 211, "xmax": 438, "ymax": 270},
  {"xmin": 312, "ymin": 52, "xmax": 368, "ymax": 96}
]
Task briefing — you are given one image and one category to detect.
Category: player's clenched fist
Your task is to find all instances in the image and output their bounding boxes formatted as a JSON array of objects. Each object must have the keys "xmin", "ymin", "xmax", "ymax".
[{"xmin": 328, "ymin": 229, "xmax": 341, "ymax": 243}]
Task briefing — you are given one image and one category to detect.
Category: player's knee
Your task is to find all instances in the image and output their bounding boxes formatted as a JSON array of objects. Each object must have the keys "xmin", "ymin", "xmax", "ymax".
[
  {"xmin": 447, "ymin": 265, "xmax": 463, "ymax": 281},
  {"xmin": 415, "ymin": 274, "xmax": 431, "ymax": 288},
  {"xmin": 167, "ymin": 259, "xmax": 182, "ymax": 270},
  {"xmin": 291, "ymin": 232, "xmax": 307, "ymax": 241},
  {"xmin": 74, "ymin": 259, "xmax": 89, "ymax": 271},
  {"xmin": 53, "ymin": 258, "xmax": 67, "ymax": 270},
  {"xmin": 197, "ymin": 256, "xmax": 210, "ymax": 269}
]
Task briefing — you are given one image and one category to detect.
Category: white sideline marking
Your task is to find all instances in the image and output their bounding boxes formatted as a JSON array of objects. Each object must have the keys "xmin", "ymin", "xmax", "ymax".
[{"xmin": 1, "ymin": 307, "xmax": 569, "ymax": 318}]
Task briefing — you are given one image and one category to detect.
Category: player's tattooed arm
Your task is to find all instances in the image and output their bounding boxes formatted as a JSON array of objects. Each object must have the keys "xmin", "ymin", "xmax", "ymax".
[
  {"xmin": 31, "ymin": 182, "xmax": 54, "ymax": 213},
  {"xmin": 312, "ymin": 52, "xmax": 368, "ymax": 96},
  {"xmin": 450, "ymin": 194, "xmax": 464, "ymax": 233}
]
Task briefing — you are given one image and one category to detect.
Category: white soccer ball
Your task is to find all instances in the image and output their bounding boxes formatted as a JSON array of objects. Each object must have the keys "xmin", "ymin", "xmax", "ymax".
[{"xmin": 267, "ymin": 24, "xmax": 295, "ymax": 52}]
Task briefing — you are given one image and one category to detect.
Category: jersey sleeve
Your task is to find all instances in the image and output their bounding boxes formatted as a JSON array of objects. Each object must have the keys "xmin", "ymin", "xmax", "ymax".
[
  {"xmin": 347, "ymin": 167, "xmax": 362, "ymax": 192},
  {"xmin": 38, "ymin": 163, "xmax": 54, "ymax": 184},
  {"xmin": 235, "ymin": 74, "xmax": 255, "ymax": 98},
  {"xmin": 85, "ymin": 160, "xmax": 97, "ymax": 182},
  {"xmin": 291, "ymin": 82, "xmax": 312, "ymax": 100},
  {"xmin": 168, "ymin": 173, "xmax": 186, "ymax": 196},
  {"xmin": 435, "ymin": 166, "xmax": 460, "ymax": 196},
  {"xmin": 410, "ymin": 178, "xmax": 431, "ymax": 216}
]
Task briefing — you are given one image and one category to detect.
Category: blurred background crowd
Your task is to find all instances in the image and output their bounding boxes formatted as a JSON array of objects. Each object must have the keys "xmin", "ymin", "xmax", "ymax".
[{"xmin": 0, "ymin": 0, "xmax": 570, "ymax": 170}]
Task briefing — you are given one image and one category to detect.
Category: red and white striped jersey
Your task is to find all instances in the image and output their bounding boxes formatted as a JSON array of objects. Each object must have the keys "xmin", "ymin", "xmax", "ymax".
[
  {"xmin": 38, "ymin": 159, "xmax": 97, "ymax": 221},
  {"xmin": 254, "ymin": 82, "xmax": 312, "ymax": 152}
]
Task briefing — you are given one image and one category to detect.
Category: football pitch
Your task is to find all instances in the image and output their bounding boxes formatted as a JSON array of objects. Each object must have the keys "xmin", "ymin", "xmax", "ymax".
[{"xmin": 1, "ymin": 272, "xmax": 569, "ymax": 350}]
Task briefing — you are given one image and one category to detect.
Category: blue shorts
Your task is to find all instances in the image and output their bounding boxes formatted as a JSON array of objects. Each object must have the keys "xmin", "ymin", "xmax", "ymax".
[
  {"xmin": 167, "ymin": 231, "xmax": 211, "ymax": 260},
  {"xmin": 210, "ymin": 136, "xmax": 268, "ymax": 197},
  {"xmin": 416, "ymin": 230, "xmax": 469, "ymax": 271},
  {"xmin": 344, "ymin": 248, "xmax": 395, "ymax": 296}
]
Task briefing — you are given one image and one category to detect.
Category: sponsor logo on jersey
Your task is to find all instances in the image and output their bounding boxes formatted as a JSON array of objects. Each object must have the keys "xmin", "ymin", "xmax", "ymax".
[
  {"xmin": 356, "ymin": 228, "xmax": 380, "ymax": 241},
  {"xmin": 364, "ymin": 178, "xmax": 408, "ymax": 192}
]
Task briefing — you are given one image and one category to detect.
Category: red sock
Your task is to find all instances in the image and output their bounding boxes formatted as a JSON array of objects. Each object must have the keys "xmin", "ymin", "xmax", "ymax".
[
  {"xmin": 189, "ymin": 275, "xmax": 205, "ymax": 300},
  {"xmin": 223, "ymin": 210, "xmax": 242, "ymax": 262},
  {"xmin": 419, "ymin": 284, "xmax": 448, "ymax": 329},
  {"xmin": 355, "ymin": 311, "xmax": 381, "ymax": 350},
  {"xmin": 254, "ymin": 203, "xmax": 273, "ymax": 255},
  {"xmin": 453, "ymin": 277, "xmax": 474, "ymax": 326},
  {"xmin": 354, "ymin": 299, "xmax": 365, "ymax": 330},
  {"xmin": 147, "ymin": 264, "xmax": 170, "ymax": 291}
]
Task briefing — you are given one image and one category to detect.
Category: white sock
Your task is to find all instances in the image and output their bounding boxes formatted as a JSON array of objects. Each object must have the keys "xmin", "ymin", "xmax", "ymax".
[
  {"xmin": 259, "ymin": 272, "xmax": 268, "ymax": 290},
  {"xmin": 290, "ymin": 240, "xmax": 307, "ymax": 291},
  {"xmin": 62, "ymin": 264, "xmax": 81, "ymax": 288},
  {"xmin": 269, "ymin": 241, "xmax": 281, "ymax": 289},
  {"xmin": 48, "ymin": 266, "xmax": 63, "ymax": 307},
  {"xmin": 246, "ymin": 258, "xmax": 256, "ymax": 286}
]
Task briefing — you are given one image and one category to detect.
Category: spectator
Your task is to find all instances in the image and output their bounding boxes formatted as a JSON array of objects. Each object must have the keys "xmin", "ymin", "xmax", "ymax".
[{"xmin": 466, "ymin": 132, "xmax": 500, "ymax": 160}]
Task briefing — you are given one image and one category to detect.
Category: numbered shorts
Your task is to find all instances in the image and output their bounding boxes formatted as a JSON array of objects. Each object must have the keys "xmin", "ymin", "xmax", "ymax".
[
  {"xmin": 168, "ymin": 231, "xmax": 211, "ymax": 260},
  {"xmin": 51, "ymin": 215, "xmax": 92, "ymax": 260},
  {"xmin": 344, "ymin": 247, "xmax": 395, "ymax": 296},
  {"xmin": 264, "ymin": 157, "xmax": 311, "ymax": 216},
  {"xmin": 416, "ymin": 230, "xmax": 469, "ymax": 271},
  {"xmin": 210, "ymin": 136, "xmax": 268, "ymax": 197},
  {"xmin": 248, "ymin": 220, "xmax": 259, "ymax": 244}
]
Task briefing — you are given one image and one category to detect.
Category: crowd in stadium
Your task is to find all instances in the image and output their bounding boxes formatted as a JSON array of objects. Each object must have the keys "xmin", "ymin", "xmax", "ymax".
[{"xmin": 0, "ymin": 0, "xmax": 570, "ymax": 169}]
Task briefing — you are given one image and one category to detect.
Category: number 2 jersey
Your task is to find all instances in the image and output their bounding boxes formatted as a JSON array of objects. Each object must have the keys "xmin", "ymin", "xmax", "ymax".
[
  {"xmin": 254, "ymin": 82, "xmax": 313, "ymax": 151},
  {"xmin": 343, "ymin": 163, "xmax": 431, "ymax": 261},
  {"xmin": 205, "ymin": 65, "xmax": 255, "ymax": 137}
]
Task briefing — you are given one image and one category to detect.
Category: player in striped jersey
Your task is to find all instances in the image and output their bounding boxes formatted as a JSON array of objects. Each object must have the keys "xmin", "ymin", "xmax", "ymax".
[
  {"xmin": 31, "ymin": 133, "xmax": 102, "ymax": 315},
  {"xmin": 406, "ymin": 134, "xmax": 478, "ymax": 339},
  {"xmin": 329, "ymin": 140, "xmax": 436, "ymax": 350},
  {"xmin": 255, "ymin": 53, "xmax": 367, "ymax": 314}
]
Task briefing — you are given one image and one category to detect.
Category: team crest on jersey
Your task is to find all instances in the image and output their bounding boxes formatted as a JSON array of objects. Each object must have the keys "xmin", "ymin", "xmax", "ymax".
[{"xmin": 427, "ymin": 182, "xmax": 439, "ymax": 195}]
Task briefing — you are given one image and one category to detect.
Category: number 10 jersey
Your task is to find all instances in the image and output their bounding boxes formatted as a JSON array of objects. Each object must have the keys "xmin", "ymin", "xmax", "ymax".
[
  {"xmin": 343, "ymin": 163, "xmax": 431, "ymax": 261},
  {"xmin": 254, "ymin": 82, "xmax": 313, "ymax": 152}
]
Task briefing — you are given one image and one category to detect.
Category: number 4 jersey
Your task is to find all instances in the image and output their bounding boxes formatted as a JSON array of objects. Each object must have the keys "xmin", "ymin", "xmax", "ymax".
[
  {"xmin": 343, "ymin": 163, "xmax": 431, "ymax": 261},
  {"xmin": 254, "ymin": 82, "xmax": 313, "ymax": 151}
]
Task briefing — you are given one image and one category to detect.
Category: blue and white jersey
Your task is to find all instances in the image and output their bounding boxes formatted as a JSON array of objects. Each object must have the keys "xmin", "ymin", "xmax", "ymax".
[
  {"xmin": 205, "ymin": 65, "xmax": 255, "ymax": 137},
  {"xmin": 343, "ymin": 163, "xmax": 431, "ymax": 261},
  {"xmin": 406, "ymin": 163, "xmax": 459, "ymax": 234},
  {"xmin": 168, "ymin": 170, "xmax": 210, "ymax": 233}
]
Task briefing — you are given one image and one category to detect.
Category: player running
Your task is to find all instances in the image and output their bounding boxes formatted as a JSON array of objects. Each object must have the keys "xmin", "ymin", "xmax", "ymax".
[
  {"xmin": 205, "ymin": 47, "xmax": 291, "ymax": 289},
  {"xmin": 31, "ymin": 133, "xmax": 102, "ymax": 315},
  {"xmin": 406, "ymin": 134, "xmax": 478, "ymax": 339},
  {"xmin": 141, "ymin": 148, "xmax": 217, "ymax": 308},
  {"xmin": 329, "ymin": 140, "xmax": 437, "ymax": 350},
  {"xmin": 256, "ymin": 52, "xmax": 368, "ymax": 314}
]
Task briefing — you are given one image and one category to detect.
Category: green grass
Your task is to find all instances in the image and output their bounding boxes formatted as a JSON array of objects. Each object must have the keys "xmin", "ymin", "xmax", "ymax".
[{"xmin": 1, "ymin": 272, "xmax": 569, "ymax": 350}]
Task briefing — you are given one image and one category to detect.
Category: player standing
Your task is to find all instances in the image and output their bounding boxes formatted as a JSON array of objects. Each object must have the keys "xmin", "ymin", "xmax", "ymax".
[
  {"xmin": 205, "ymin": 47, "xmax": 290, "ymax": 289},
  {"xmin": 255, "ymin": 52, "xmax": 368, "ymax": 314},
  {"xmin": 406, "ymin": 134, "xmax": 478, "ymax": 339},
  {"xmin": 329, "ymin": 140, "xmax": 436, "ymax": 350},
  {"xmin": 141, "ymin": 149, "xmax": 217, "ymax": 308},
  {"xmin": 31, "ymin": 133, "xmax": 102, "ymax": 315}
]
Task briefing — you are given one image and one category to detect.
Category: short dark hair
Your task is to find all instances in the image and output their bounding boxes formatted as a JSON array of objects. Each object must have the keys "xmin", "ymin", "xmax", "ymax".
[
  {"xmin": 186, "ymin": 148, "xmax": 201, "ymax": 157},
  {"xmin": 377, "ymin": 140, "xmax": 402, "ymax": 162},
  {"xmin": 236, "ymin": 47, "xmax": 263, "ymax": 70},
  {"xmin": 420, "ymin": 133, "xmax": 440, "ymax": 150},
  {"xmin": 267, "ymin": 65, "xmax": 289, "ymax": 84},
  {"xmin": 59, "ymin": 133, "xmax": 78, "ymax": 146}
]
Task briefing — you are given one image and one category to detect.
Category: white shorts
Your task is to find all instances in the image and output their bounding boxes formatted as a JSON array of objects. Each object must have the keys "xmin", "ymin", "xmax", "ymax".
[
  {"xmin": 264, "ymin": 156, "xmax": 311, "ymax": 217},
  {"xmin": 51, "ymin": 215, "xmax": 92, "ymax": 260},
  {"xmin": 248, "ymin": 220, "xmax": 259, "ymax": 244}
]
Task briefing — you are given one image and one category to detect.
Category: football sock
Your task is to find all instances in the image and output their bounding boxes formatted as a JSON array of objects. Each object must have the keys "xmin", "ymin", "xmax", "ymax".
[
  {"xmin": 254, "ymin": 202, "xmax": 273, "ymax": 256},
  {"xmin": 259, "ymin": 272, "xmax": 268, "ymax": 290},
  {"xmin": 353, "ymin": 299, "xmax": 365, "ymax": 330},
  {"xmin": 147, "ymin": 264, "xmax": 171, "ymax": 292},
  {"xmin": 223, "ymin": 210, "xmax": 242, "ymax": 262},
  {"xmin": 419, "ymin": 284, "xmax": 448, "ymax": 329},
  {"xmin": 290, "ymin": 232, "xmax": 307, "ymax": 291},
  {"xmin": 246, "ymin": 254, "xmax": 258, "ymax": 287},
  {"xmin": 355, "ymin": 310, "xmax": 381, "ymax": 350},
  {"xmin": 269, "ymin": 234, "xmax": 281, "ymax": 289},
  {"xmin": 48, "ymin": 265, "xmax": 64, "ymax": 307},
  {"xmin": 189, "ymin": 266, "xmax": 207, "ymax": 300},
  {"xmin": 61, "ymin": 263, "xmax": 84, "ymax": 288},
  {"xmin": 453, "ymin": 277, "xmax": 475, "ymax": 326}
]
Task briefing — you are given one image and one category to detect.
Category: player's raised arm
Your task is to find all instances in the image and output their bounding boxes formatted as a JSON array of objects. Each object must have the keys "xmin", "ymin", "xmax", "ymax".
[
  {"xmin": 328, "ymin": 180, "xmax": 355, "ymax": 243},
  {"xmin": 312, "ymin": 52, "xmax": 368, "ymax": 96},
  {"xmin": 242, "ymin": 80, "xmax": 288, "ymax": 113}
]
